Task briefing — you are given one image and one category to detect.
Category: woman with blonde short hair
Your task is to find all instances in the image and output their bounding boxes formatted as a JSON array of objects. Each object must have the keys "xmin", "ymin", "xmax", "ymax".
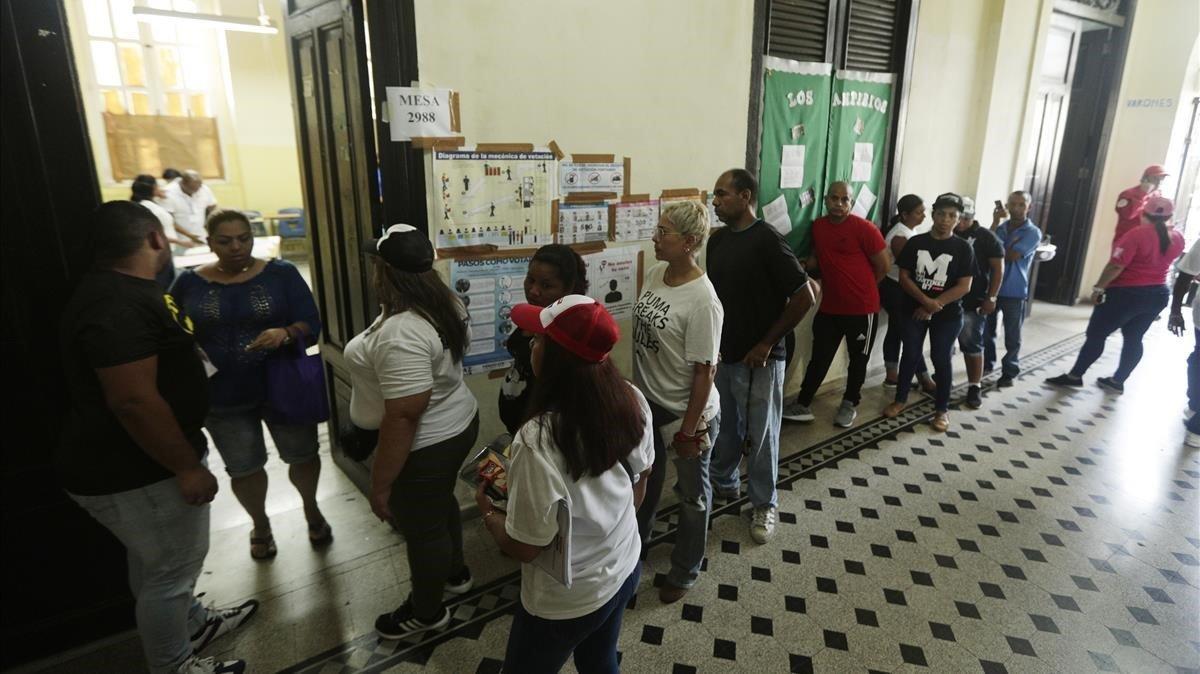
[{"xmin": 632, "ymin": 199, "xmax": 724, "ymax": 604}]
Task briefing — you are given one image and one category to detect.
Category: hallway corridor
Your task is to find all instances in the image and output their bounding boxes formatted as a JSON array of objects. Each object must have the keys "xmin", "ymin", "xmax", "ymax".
[{"xmin": 25, "ymin": 306, "xmax": 1200, "ymax": 673}]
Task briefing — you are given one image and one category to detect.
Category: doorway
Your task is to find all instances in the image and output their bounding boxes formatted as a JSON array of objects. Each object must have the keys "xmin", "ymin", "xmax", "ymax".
[{"xmin": 1030, "ymin": 5, "xmax": 1133, "ymax": 305}]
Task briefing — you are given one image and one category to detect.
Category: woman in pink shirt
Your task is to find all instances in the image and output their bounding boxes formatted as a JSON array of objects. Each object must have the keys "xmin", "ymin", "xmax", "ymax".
[{"xmin": 1047, "ymin": 196, "xmax": 1184, "ymax": 393}]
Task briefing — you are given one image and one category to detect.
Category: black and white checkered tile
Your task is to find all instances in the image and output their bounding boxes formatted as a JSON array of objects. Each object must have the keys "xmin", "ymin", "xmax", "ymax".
[{"xmin": 282, "ymin": 333, "xmax": 1200, "ymax": 673}]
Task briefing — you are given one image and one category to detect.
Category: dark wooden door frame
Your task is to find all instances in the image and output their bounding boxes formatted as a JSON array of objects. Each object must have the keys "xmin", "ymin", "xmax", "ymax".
[{"xmin": 2, "ymin": 0, "xmax": 133, "ymax": 665}]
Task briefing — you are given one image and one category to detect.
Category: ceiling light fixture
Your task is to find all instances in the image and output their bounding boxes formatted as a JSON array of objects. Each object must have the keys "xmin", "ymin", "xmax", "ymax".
[{"xmin": 132, "ymin": 3, "xmax": 278, "ymax": 35}]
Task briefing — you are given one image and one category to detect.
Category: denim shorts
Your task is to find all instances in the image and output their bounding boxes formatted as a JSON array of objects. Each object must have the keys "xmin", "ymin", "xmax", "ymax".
[
  {"xmin": 205, "ymin": 404, "xmax": 319, "ymax": 478},
  {"xmin": 958, "ymin": 306, "xmax": 988, "ymax": 356}
]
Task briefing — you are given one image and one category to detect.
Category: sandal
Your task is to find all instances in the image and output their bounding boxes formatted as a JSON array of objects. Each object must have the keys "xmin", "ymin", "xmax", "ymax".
[
  {"xmin": 930, "ymin": 411, "xmax": 950, "ymax": 433},
  {"xmin": 882, "ymin": 402, "xmax": 906, "ymax": 418},
  {"xmin": 308, "ymin": 520, "xmax": 334, "ymax": 547},
  {"xmin": 250, "ymin": 530, "xmax": 277, "ymax": 560}
]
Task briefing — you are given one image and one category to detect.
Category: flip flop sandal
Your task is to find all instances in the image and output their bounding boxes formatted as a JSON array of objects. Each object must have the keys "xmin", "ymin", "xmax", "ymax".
[
  {"xmin": 308, "ymin": 521, "xmax": 334, "ymax": 548},
  {"xmin": 250, "ymin": 531, "xmax": 277, "ymax": 560}
]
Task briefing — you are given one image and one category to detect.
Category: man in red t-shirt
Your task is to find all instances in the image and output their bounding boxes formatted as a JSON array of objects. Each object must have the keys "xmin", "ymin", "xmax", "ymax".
[
  {"xmin": 1112, "ymin": 164, "xmax": 1168, "ymax": 245},
  {"xmin": 783, "ymin": 181, "xmax": 889, "ymax": 428}
]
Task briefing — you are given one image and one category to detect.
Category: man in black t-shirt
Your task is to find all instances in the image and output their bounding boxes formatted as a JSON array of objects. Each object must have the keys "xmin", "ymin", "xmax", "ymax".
[
  {"xmin": 953, "ymin": 197, "xmax": 1004, "ymax": 409},
  {"xmin": 706, "ymin": 169, "xmax": 814, "ymax": 544},
  {"xmin": 883, "ymin": 193, "xmax": 975, "ymax": 433},
  {"xmin": 58, "ymin": 202, "xmax": 253, "ymax": 674}
]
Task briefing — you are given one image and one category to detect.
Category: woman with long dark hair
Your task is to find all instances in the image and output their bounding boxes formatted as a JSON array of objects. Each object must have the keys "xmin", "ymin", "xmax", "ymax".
[
  {"xmin": 1047, "ymin": 196, "xmax": 1184, "ymax": 392},
  {"xmin": 171, "ymin": 209, "xmax": 328, "ymax": 559},
  {"xmin": 880, "ymin": 194, "xmax": 935, "ymax": 391},
  {"xmin": 345, "ymin": 224, "xmax": 480, "ymax": 640},
  {"xmin": 476, "ymin": 296, "xmax": 653, "ymax": 673},
  {"xmin": 497, "ymin": 244, "xmax": 589, "ymax": 434},
  {"xmin": 130, "ymin": 174, "xmax": 196, "ymax": 288}
]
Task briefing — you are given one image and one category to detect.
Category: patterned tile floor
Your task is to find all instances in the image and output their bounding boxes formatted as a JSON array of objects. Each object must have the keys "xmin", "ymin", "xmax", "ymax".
[{"xmin": 23, "ymin": 309, "xmax": 1200, "ymax": 674}]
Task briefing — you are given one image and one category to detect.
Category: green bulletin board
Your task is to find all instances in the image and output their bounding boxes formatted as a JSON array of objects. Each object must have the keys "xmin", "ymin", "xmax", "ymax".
[
  {"xmin": 756, "ymin": 58, "xmax": 833, "ymax": 258},
  {"xmin": 825, "ymin": 70, "xmax": 895, "ymax": 226}
]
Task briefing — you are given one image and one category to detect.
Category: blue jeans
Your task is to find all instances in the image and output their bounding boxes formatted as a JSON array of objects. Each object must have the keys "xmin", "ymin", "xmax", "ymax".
[
  {"xmin": 984, "ymin": 297, "xmax": 1026, "ymax": 377},
  {"xmin": 897, "ymin": 313, "xmax": 964, "ymax": 412},
  {"xmin": 69, "ymin": 477, "xmax": 211, "ymax": 673},
  {"xmin": 880, "ymin": 278, "xmax": 927, "ymax": 374},
  {"xmin": 958, "ymin": 306, "xmax": 987, "ymax": 356},
  {"xmin": 502, "ymin": 565, "xmax": 640, "ymax": 674},
  {"xmin": 1188, "ymin": 329, "xmax": 1200, "ymax": 415},
  {"xmin": 1069, "ymin": 285, "xmax": 1169, "ymax": 382},
  {"xmin": 711, "ymin": 360, "xmax": 784, "ymax": 509}
]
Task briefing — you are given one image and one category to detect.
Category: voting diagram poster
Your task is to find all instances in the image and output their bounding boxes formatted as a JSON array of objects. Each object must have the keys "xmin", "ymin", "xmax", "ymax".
[
  {"xmin": 450, "ymin": 256, "xmax": 532, "ymax": 374},
  {"xmin": 434, "ymin": 149, "xmax": 556, "ymax": 249}
]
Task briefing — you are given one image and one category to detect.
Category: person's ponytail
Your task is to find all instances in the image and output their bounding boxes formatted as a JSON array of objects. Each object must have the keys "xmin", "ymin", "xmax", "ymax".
[
  {"xmin": 1147, "ymin": 214, "xmax": 1171, "ymax": 254},
  {"xmin": 885, "ymin": 194, "xmax": 923, "ymax": 236}
]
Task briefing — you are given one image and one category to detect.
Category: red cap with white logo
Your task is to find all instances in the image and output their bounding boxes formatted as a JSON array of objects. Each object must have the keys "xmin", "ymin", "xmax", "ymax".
[{"xmin": 510, "ymin": 295, "xmax": 618, "ymax": 363}]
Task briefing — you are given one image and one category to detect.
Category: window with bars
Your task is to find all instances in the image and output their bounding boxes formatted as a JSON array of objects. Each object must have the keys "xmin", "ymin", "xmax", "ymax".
[{"xmin": 78, "ymin": 0, "xmax": 224, "ymax": 179}]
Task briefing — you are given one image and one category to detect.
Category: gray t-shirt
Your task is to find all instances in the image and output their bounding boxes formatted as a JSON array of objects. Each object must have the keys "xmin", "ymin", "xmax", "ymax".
[{"xmin": 632, "ymin": 262, "xmax": 723, "ymax": 418}]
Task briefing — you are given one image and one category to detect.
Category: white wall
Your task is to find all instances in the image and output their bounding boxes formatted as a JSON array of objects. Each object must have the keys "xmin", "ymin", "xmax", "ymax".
[
  {"xmin": 411, "ymin": 0, "xmax": 757, "ymax": 441},
  {"xmin": 1078, "ymin": 0, "xmax": 1200, "ymax": 290}
]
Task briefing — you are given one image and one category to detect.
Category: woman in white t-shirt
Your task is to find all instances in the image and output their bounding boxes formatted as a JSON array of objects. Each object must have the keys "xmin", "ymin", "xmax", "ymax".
[
  {"xmin": 880, "ymin": 194, "xmax": 934, "ymax": 391},
  {"xmin": 631, "ymin": 199, "xmax": 723, "ymax": 604},
  {"xmin": 131, "ymin": 174, "xmax": 196, "ymax": 288},
  {"xmin": 345, "ymin": 224, "xmax": 481, "ymax": 641},
  {"xmin": 476, "ymin": 295, "xmax": 653, "ymax": 674}
]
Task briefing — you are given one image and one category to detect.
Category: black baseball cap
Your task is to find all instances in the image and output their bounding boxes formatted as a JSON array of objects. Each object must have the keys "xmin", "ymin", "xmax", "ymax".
[
  {"xmin": 362, "ymin": 224, "xmax": 435, "ymax": 273},
  {"xmin": 933, "ymin": 192, "xmax": 965, "ymax": 212}
]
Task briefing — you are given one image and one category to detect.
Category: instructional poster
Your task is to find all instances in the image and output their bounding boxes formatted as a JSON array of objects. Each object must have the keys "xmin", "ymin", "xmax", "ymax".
[
  {"xmin": 583, "ymin": 246, "xmax": 639, "ymax": 321},
  {"xmin": 613, "ymin": 199, "xmax": 659, "ymax": 242},
  {"xmin": 557, "ymin": 202, "xmax": 610, "ymax": 244},
  {"xmin": 560, "ymin": 161, "xmax": 625, "ymax": 194},
  {"xmin": 449, "ymin": 255, "xmax": 532, "ymax": 374},
  {"xmin": 434, "ymin": 149, "xmax": 556, "ymax": 249}
]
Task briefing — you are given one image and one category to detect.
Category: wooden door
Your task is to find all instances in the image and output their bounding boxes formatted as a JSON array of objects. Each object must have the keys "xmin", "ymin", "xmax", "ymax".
[
  {"xmin": 1023, "ymin": 14, "xmax": 1082, "ymax": 232},
  {"xmin": 285, "ymin": 0, "xmax": 378, "ymax": 486}
]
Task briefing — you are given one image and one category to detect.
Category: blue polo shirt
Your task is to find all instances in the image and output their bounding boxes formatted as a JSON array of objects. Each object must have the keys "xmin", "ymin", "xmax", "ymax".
[{"xmin": 995, "ymin": 219, "xmax": 1042, "ymax": 299}]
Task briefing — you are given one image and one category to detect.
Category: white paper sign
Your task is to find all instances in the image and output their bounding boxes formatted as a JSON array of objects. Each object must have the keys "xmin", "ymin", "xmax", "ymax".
[
  {"xmin": 851, "ymin": 184, "xmax": 877, "ymax": 219},
  {"xmin": 852, "ymin": 161, "xmax": 873, "ymax": 182},
  {"xmin": 761, "ymin": 195, "xmax": 791, "ymax": 235},
  {"xmin": 583, "ymin": 246, "xmax": 639, "ymax": 321},
  {"xmin": 386, "ymin": 87, "xmax": 453, "ymax": 141},
  {"xmin": 781, "ymin": 166, "xmax": 805, "ymax": 189},
  {"xmin": 781, "ymin": 145, "xmax": 806, "ymax": 167},
  {"xmin": 560, "ymin": 161, "xmax": 625, "ymax": 194}
]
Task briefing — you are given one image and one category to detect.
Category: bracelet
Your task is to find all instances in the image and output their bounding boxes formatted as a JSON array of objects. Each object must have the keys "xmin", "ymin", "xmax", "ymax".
[
  {"xmin": 482, "ymin": 509, "xmax": 502, "ymax": 525},
  {"xmin": 1092, "ymin": 286, "xmax": 1106, "ymax": 294}
]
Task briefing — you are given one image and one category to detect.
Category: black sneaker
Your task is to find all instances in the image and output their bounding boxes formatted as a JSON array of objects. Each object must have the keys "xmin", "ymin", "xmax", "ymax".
[
  {"xmin": 177, "ymin": 655, "xmax": 246, "ymax": 674},
  {"xmin": 444, "ymin": 567, "xmax": 474, "ymax": 597},
  {"xmin": 997, "ymin": 375, "xmax": 1015, "ymax": 388},
  {"xmin": 965, "ymin": 385, "xmax": 983, "ymax": 409},
  {"xmin": 375, "ymin": 599, "xmax": 450, "ymax": 640},
  {"xmin": 1096, "ymin": 376, "xmax": 1125, "ymax": 394},
  {"xmin": 1046, "ymin": 374, "xmax": 1083, "ymax": 387},
  {"xmin": 191, "ymin": 599, "xmax": 259, "ymax": 654}
]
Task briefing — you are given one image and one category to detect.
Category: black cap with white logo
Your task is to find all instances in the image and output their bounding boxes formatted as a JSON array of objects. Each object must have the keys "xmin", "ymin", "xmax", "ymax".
[{"xmin": 362, "ymin": 224, "xmax": 435, "ymax": 273}]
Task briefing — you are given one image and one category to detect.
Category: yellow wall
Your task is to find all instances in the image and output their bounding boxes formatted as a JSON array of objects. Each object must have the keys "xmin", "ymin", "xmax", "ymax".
[
  {"xmin": 1079, "ymin": 0, "xmax": 1200, "ymax": 290},
  {"xmin": 412, "ymin": 0, "xmax": 756, "ymax": 440},
  {"xmin": 73, "ymin": 0, "xmax": 302, "ymax": 216}
]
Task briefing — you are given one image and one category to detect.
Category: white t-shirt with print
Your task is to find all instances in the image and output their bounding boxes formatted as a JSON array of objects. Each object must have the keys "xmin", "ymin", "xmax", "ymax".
[
  {"xmin": 1176, "ymin": 239, "xmax": 1200, "ymax": 327},
  {"xmin": 504, "ymin": 385, "xmax": 654, "ymax": 620},
  {"xmin": 884, "ymin": 223, "xmax": 916, "ymax": 282},
  {"xmin": 632, "ymin": 262, "xmax": 723, "ymax": 418},
  {"xmin": 344, "ymin": 309, "xmax": 478, "ymax": 450}
]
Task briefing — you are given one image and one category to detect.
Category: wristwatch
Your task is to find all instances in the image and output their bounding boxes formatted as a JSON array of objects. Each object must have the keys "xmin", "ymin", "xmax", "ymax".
[{"xmin": 987, "ymin": 295, "xmax": 998, "ymax": 303}]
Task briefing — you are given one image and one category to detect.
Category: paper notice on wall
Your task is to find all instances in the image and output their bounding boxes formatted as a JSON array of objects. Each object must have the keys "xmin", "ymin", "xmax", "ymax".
[
  {"xmin": 853, "ymin": 142, "xmax": 874, "ymax": 163},
  {"xmin": 583, "ymin": 246, "xmax": 639, "ymax": 321},
  {"xmin": 557, "ymin": 203, "xmax": 609, "ymax": 245},
  {"xmin": 781, "ymin": 166, "xmax": 805, "ymax": 189},
  {"xmin": 450, "ymin": 255, "xmax": 534, "ymax": 374},
  {"xmin": 761, "ymin": 194, "xmax": 792, "ymax": 235},
  {"xmin": 781, "ymin": 145, "xmax": 806, "ymax": 167},
  {"xmin": 851, "ymin": 184, "xmax": 877, "ymax": 219},
  {"xmin": 852, "ymin": 161, "xmax": 872, "ymax": 183},
  {"xmin": 613, "ymin": 199, "xmax": 659, "ymax": 241}
]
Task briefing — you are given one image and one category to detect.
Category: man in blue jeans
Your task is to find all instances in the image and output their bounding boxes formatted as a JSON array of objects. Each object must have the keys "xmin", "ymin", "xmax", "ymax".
[
  {"xmin": 986, "ymin": 191, "xmax": 1042, "ymax": 387},
  {"xmin": 58, "ymin": 202, "xmax": 256, "ymax": 674},
  {"xmin": 706, "ymin": 169, "xmax": 814, "ymax": 544},
  {"xmin": 1170, "ymin": 238, "xmax": 1200, "ymax": 447},
  {"xmin": 953, "ymin": 197, "xmax": 1004, "ymax": 408}
]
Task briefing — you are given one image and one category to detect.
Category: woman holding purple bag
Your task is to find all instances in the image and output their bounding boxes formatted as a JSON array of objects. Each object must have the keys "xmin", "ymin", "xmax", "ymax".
[{"xmin": 171, "ymin": 209, "xmax": 330, "ymax": 560}]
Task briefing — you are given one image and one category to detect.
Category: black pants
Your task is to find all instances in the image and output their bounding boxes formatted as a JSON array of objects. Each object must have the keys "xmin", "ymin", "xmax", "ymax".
[
  {"xmin": 387, "ymin": 412, "xmax": 480, "ymax": 621},
  {"xmin": 796, "ymin": 312, "xmax": 879, "ymax": 407}
]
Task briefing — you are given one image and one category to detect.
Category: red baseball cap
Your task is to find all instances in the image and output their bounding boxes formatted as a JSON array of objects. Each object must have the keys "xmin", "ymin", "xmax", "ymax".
[
  {"xmin": 1143, "ymin": 164, "xmax": 1169, "ymax": 178},
  {"xmin": 1144, "ymin": 195, "xmax": 1174, "ymax": 218},
  {"xmin": 510, "ymin": 295, "xmax": 618, "ymax": 363}
]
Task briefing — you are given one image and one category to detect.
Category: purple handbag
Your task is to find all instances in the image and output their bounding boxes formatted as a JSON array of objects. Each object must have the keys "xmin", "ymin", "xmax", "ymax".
[{"xmin": 263, "ymin": 338, "xmax": 330, "ymax": 426}]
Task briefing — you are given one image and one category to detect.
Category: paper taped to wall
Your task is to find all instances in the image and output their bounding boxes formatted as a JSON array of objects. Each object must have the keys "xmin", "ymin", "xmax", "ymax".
[{"xmin": 762, "ymin": 194, "xmax": 791, "ymax": 235}]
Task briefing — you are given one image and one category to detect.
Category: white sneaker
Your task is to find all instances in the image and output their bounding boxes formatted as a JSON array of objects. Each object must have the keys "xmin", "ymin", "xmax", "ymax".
[
  {"xmin": 444, "ymin": 567, "xmax": 474, "ymax": 597},
  {"xmin": 750, "ymin": 505, "xmax": 777, "ymax": 544},
  {"xmin": 191, "ymin": 599, "xmax": 259, "ymax": 654},
  {"xmin": 177, "ymin": 655, "xmax": 246, "ymax": 674},
  {"xmin": 1186, "ymin": 432, "xmax": 1200, "ymax": 449}
]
